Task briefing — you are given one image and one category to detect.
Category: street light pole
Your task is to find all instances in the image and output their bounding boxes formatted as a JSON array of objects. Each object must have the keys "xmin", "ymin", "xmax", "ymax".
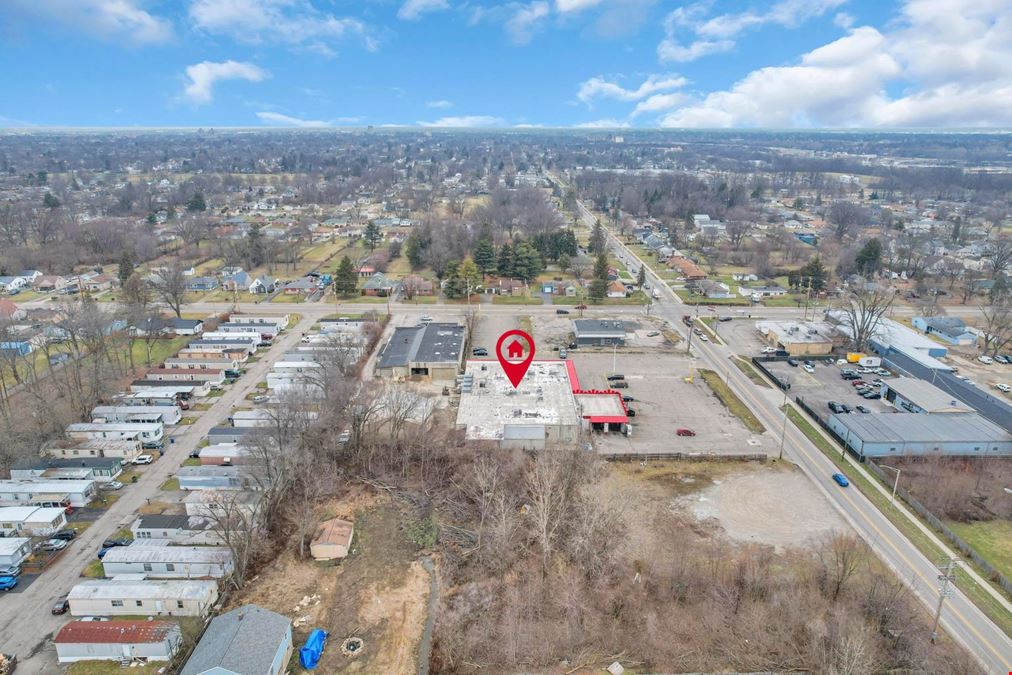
[{"xmin": 879, "ymin": 464, "xmax": 901, "ymax": 506}]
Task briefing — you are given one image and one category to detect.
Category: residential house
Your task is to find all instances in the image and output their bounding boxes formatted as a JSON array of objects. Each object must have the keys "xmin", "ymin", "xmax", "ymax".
[
  {"xmin": 18, "ymin": 270, "xmax": 42, "ymax": 285},
  {"xmin": 168, "ymin": 318, "xmax": 204, "ymax": 335},
  {"xmin": 184, "ymin": 490, "xmax": 261, "ymax": 520},
  {"xmin": 357, "ymin": 264, "xmax": 376, "ymax": 278},
  {"xmin": 484, "ymin": 277, "xmax": 528, "ymax": 296},
  {"xmin": 739, "ymin": 285, "xmax": 787, "ymax": 300},
  {"xmin": 607, "ymin": 280, "xmax": 628, "ymax": 298},
  {"xmin": 100, "ymin": 545, "xmax": 234, "ymax": 579},
  {"xmin": 9, "ymin": 457, "xmax": 123, "ymax": 483},
  {"xmin": 206, "ymin": 426, "xmax": 253, "ymax": 445},
  {"xmin": 0, "ymin": 479, "xmax": 97, "ymax": 507},
  {"xmin": 667, "ymin": 257, "xmax": 707, "ymax": 280},
  {"xmin": 0, "ymin": 276, "xmax": 28, "ymax": 293},
  {"xmin": 0, "ymin": 506, "xmax": 67, "ymax": 537},
  {"xmin": 43, "ymin": 439, "xmax": 143, "ymax": 463},
  {"xmin": 83, "ymin": 274, "xmax": 115, "ymax": 293},
  {"xmin": 699, "ymin": 280, "xmax": 735, "ymax": 299},
  {"xmin": 180, "ymin": 605, "xmax": 293, "ymax": 675},
  {"xmin": 0, "ymin": 299, "xmax": 25, "ymax": 321},
  {"xmin": 131, "ymin": 514, "xmax": 221, "ymax": 545},
  {"xmin": 33, "ymin": 275, "xmax": 67, "ymax": 293},
  {"xmin": 912, "ymin": 316, "xmax": 977, "ymax": 346},
  {"xmin": 68, "ymin": 579, "xmax": 219, "ymax": 618},
  {"xmin": 222, "ymin": 270, "xmax": 252, "ymax": 292},
  {"xmin": 361, "ymin": 272, "xmax": 398, "ymax": 297},
  {"xmin": 401, "ymin": 274, "xmax": 434, "ymax": 296},
  {"xmin": 0, "ymin": 537, "xmax": 32, "ymax": 567},
  {"xmin": 54, "ymin": 620, "xmax": 182, "ymax": 664},
  {"xmin": 311, "ymin": 518, "xmax": 354, "ymax": 561},
  {"xmin": 281, "ymin": 278, "xmax": 317, "ymax": 295},
  {"xmin": 177, "ymin": 465, "xmax": 254, "ymax": 490},
  {"xmin": 186, "ymin": 277, "xmax": 219, "ymax": 292},
  {"xmin": 248, "ymin": 275, "xmax": 277, "ymax": 294}
]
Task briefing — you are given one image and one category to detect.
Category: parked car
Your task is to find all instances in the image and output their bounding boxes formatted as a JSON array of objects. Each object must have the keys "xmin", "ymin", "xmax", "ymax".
[
  {"xmin": 978, "ymin": 355, "xmax": 994, "ymax": 365},
  {"xmin": 803, "ymin": 360, "xmax": 814, "ymax": 367},
  {"xmin": 851, "ymin": 380, "xmax": 866, "ymax": 387},
  {"xmin": 133, "ymin": 454, "xmax": 154, "ymax": 465},
  {"xmin": 787, "ymin": 358, "xmax": 799, "ymax": 367},
  {"xmin": 51, "ymin": 530, "xmax": 76, "ymax": 542},
  {"xmin": 699, "ymin": 334, "xmax": 709, "ymax": 342},
  {"xmin": 828, "ymin": 401, "xmax": 844, "ymax": 413},
  {"xmin": 802, "ymin": 364, "xmax": 815, "ymax": 373},
  {"xmin": 995, "ymin": 355, "xmax": 1010, "ymax": 364},
  {"xmin": 102, "ymin": 538, "xmax": 131, "ymax": 549},
  {"xmin": 558, "ymin": 349, "xmax": 567, "ymax": 359},
  {"xmin": 555, "ymin": 309, "xmax": 570, "ymax": 315},
  {"xmin": 862, "ymin": 392, "xmax": 882, "ymax": 399},
  {"xmin": 39, "ymin": 539, "xmax": 68, "ymax": 552},
  {"xmin": 611, "ymin": 381, "xmax": 629, "ymax": 389},
  {"xmin": 832, "ymin": 473, "xmax": 850, "ymax": 488},
  {"xmin": 995, "ymin": 383, "xmax": 1010, "ymax": 393},
  {"xmin": 647, "ymin": 331, "xmax": 660, "ymax": 337},
  {"xmin": 676, "ymin": 428, "xmax": 696, "ymax": 437},
  {"xmin": 98, "ymin": 481, "xmax": 123, "ymax": 491},
  {"xmin": 97, "ymin": 547, "xmax": 113, "ymax": 559},
  {"xmin": 626, "ymin": 409, "xmax": 637, "ymax": 417},
  {"xmin": 875, "ymin": 368, "xmax": 890, "ymax": 376},
  {"xmin": 52, "ymin": 595, "xmax": 71, "ymax": 615},
  {"xmin": 420, "ymin": 315, "xmax": 433, "ymax": 323},
  {"xmin": 0, "ymin": 566, "xmax": 20, "ymax": 578},
  {"xmin": 252, "ymin": 395, "xmax": 268, "ymax": 404},
  {"xmin": 855, "ymin": 406, "xmax": 871, "ymax": 414},
  {"xmin": 606, "ymin": 374, "xmax": 625, "ymax": 381},
  {"xmin": 761, "ymin": 347, "xmax": 776, "ymax": 354},
  {"xmin": 471, "ymin": 347, "xmax": 488, "ymax": 356},
  {"xmin": 0, "ymin": 576, "xmax": 17, "ymax": 591},
  {"xmin": 621, "ymin": 395, "xmax": 635, "ymax": 402}
]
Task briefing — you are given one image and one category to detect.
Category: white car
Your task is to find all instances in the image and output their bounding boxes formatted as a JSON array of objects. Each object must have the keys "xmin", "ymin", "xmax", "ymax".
[
  {"xmin": 761, "ymin": 347, "xmax": 776, "ymax": 354},
  {"xmin": 995, "ymin": 383, "xmax": 1010, "ymax": 393},
  {"xmin": 98, "ymin": 481, "xmax": 123, "ymax": 491},
  {"xmin": 420, "ymin": 315, "xmax": 432, "ymax": 323},
  {"xmin": 252, "ymin": 395, "xmax": 268, "ymax": 403},
  {"xmin": 978, "ymin": 355, "xmax": 994, "ymax": 365},
  {"xmin": 699, "ymin": 334, "xmax": 709, "ymax": 342},
  {"xmin": 133, "ymin": 454, "xmax": 154, "ymax": 465},
  {"xmin": 803, "ymin": 364, "xmax": 815, "ymax": 373}
]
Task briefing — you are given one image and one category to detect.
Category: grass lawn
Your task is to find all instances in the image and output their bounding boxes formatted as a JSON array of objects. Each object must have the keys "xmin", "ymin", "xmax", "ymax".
[
  {"xmin": 90, "ymin": 493, "xmax": 120, "ymax": 509},
  {"xmin": 269, "ymin": 293, "xmax": 306, "ymax": 303},
  {"xmin": 343, "ymin": 294, "xmax": 390, "ymax": 304},
  {"xmin": 699, "ymin": 369, "xmax": 766, "ymax": 433},
  {"xmin": 784, "ymin": 406, "xmax": 1012, "ymax": 637},
  {"xmin": 68, "ymin": 662, "xmax": 163, "ymax": 675},
  {"xmin": 948, "ymin": 519, "xmax": 1012, "ymax": 581},
  {"xmin": 10, "ymin": 289, "xmax": 47, "ymax": 301},
  {"xmin": 202, "ymin": 290, "xmax": 261, "ymax": 304},
  {"xmin": 322, "ymin": 313, "xmax": 364, "ymax": 320},
  {"xmin": 520, "ymin": 316, "xmax": 534, "ymax": 337},
  {"xmin": 675, "ymin": 290, "xmax": 751, "ymax": 306},
  {"xmin": 81, "ymin": 559, "xmax": 105, "ymax": 578},
  {"xmin": 398, "ymin": 295, "xmax": 439, "ymax": 304},
  {"xmin": 182, "ymin": 457, "xmax": 201, "ymax": 467},
  {"xmin": 732, "ymin": 357, "xmax": 771, "ymax": 388},
  {"xmin": 160, "ymin": 477, "xmax": 180, "ymax": 491},
  {"xmin": 129, "ymin": 335, "xmax": 190, "ymax": 368},
  {"xmin": 492, "ymin": 295, "xmax": 544, "ymax": 305}
]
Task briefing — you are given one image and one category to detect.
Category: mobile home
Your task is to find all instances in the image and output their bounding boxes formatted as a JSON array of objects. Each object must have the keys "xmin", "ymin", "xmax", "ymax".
[
  {"xmin": 91, "ymin": 405, "xmax": 181, "ymax": 426},
  {"xmin": 65, "ymin": 422, "xmax": 164, "ymax": 448},
  {"xmin": 68, "ymin": 578, "xmax": 219, "ymax": 618},
  {"xmin": 0, "ymin": 479, "xmax": 97, "ymax": 507},
  {"xmin": 43, "ymin": 439, "xmax": 143, "ymax": 462},
  {"xmin": 100, "ymin": 545, "xmax": 234, "ymax": 579}
]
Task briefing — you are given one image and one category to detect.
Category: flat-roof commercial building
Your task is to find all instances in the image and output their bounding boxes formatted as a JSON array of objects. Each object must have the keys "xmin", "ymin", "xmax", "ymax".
[
  {"xmin": 572, "ymin": 319, "xmax": 627, "ymax": 347},
  {"xmin": 827, "ymin": 412, "xmax": 1012, "ymax": 458},
  {"xmin": 68, "ymin": 579, "xmax": 219, "ymax": 617},
  {"xmin": 881, "ymin": 377, "xmax": 973, "ymax": 414},
  {"xmin": 376, "ymin": 323, "xmax": 465, "ymax": 381},
  {"xmin": 456, "ymin": 360, "xmax": 628, "ymax": 449},
  {"xmin": 755, "ymin": 320, "xmax": 839, "ymax": 356}
]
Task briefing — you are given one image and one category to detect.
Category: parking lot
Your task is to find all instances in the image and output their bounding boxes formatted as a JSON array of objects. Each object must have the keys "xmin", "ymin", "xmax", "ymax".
[
  {"xmin": 763, "ymin": 359, "xmax": 897, "ymax": 417},
  {"xmin": 570, "ymin": 352, "xmax": 767, "ymax": 456},
  {"xmin": 708, "ymin": 316, "xmax": 769, "ymax": 355},
  {"xmin": 531, "ymin": 312, "xmax": 675, "ymax": 353}
]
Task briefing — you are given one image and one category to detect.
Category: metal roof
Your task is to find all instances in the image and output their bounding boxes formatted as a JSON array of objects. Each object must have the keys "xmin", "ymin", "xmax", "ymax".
[
  {"xmin": 101, "ymin": 545, "xmax": 232, "ymax": 564},
  {"xmin": 377, "ymin": 323, "xmax": 464, "ymax": 369},
  {"xmin": 884, "ymin": 376, "xmax": 971, "ymax": 412},
  {"xmin": 69, "ymin": 578, "xmax": 217, "ymax": 601},
  {"xmin": 830, "ymin": 412, "xmax": 1010, "ymax": 444},
  {"xmin": 55, "ymin": 620, "xmax": 180, "ymax": 645}
]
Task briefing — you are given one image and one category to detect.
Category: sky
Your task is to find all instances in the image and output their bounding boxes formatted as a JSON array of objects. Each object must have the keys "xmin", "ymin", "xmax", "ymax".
[{"xmin": 1, "ymin": 0, "xmax": 1010, "ymax": 129}]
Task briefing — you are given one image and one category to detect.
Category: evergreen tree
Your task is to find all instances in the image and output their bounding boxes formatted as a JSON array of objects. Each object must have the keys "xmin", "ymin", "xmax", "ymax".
[
  {"xmin": 558, "ymin": 253, "xmax": 571, "ymax": 274},
  {"xmin": 497, "ymin": 242, "xmax": 514, "ymax": 277},
  {"xmin": 363, "ymin": 221, "xmax": 382, "ymax": 251},
  {"xmin": 186, "ymin": 192, "xmax": 207, "ymax": 212},
  {"xmin": 799, "ymin": 256, "xmax": 828, "ymax": 292},
  {"xmin": 246, "ymin": 224, "xmax": 266, "ymax": 268},
  {"xmin": 473, "ymin": 238, "xmax": 496, "ymax": 276},
  {"xmin": 43, "ymin": 192, "xmax": 61, "ymax": 209},
  {"xmin": 589, "ymin": 219, "xmax": 606, "ymax": 255},
  {"xmin": 117, "ymin": 251, "xmax": 135, "ymax": 286},
  {"xmin": 443, "ymin": 261, "xmax": 466, "ymax": 298},
  {"xmin": 854, "ymin": 238, "xmax": 883, "ymax": 277},
  {"xmin": 146, "ymin": 212, "xmax": 157, "ymax": 225},
  {"xmin": 334, "ymin": 256, "xmax": 358, "ymax": 295},
  {"xmin": 589, "ymin": 251, "xmax": 609, "ymax": 304},
  {"xmin": 512, "ymin": 241, "xmax": 543, "ymax": 282},
  {"xmin": 405, "ymin": 232, "xmax": 425, "ymax": 269},
  {"xmin": 951, "ymin": 217, "xmax": 962, "ymax": 244},
  {"xmin": 458, "ymin": 259, "xmax": 481, "ymax": 295},
  {"xmin": 637, "ymin": 265, "xmax": 646, "ymax": 287}
]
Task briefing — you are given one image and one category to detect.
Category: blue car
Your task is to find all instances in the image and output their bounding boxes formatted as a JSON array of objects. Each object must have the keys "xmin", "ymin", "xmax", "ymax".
[
  {"xmin": 97, "ymin": 547, "xmax": 113, "ymax": 559},
  {"xmin": 0, "ymin": 575, "xmax": 18, "ymax": 591},
  {"xmin": 832, "ymin": 473, "xmax": 850, "ymax": 488}
]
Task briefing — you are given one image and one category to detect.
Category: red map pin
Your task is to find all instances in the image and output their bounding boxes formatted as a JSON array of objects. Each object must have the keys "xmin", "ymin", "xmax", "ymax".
[{"xmin": 495, "ymin": 329, "xmax": 535, "ymax": 389}]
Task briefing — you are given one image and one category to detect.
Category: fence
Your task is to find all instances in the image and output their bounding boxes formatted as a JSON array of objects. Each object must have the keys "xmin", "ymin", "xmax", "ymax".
[
  {"xmin": 603, "ymin": 452, "xmax": 767, "ymax": 463},
  {"xmin": 863, "ymin": 459, "xmax": 1012, "ymax": 595},
  {"xmin": 792, "ymin": 396, "xmax": 1012, "ymax": 595}
]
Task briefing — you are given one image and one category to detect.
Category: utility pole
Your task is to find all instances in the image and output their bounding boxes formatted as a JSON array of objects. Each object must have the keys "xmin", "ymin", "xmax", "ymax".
[
  {"xmin": 879, "ymin": 464, "xmax": 901, "ymax": 506},
  {"xmin": 778, "ymin": 377, "xmax": 790, "ymax": 460},
  {"xmin": 930, "ymin": 558, "xmax": 958, "ymax": 644}
]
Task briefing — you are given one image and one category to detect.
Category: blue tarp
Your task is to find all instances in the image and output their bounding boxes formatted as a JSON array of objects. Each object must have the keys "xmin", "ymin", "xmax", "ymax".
[{"xmin": 299, "ymin": 628, "xmax": 328, "ymax": 669}]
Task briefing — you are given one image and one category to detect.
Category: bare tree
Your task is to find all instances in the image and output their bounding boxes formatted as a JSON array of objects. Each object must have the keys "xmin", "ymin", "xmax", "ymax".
[
  {"xmin": 982, "ymin": 235, "xmax": 1012, "ymax": 279},
  {"xmin": 978, "ymin": 297, "xmax": 1012, "ymax": 356},
  {"xmin": 380, "ymin": 384, "xmax": 426, "ymax": 441},
  {"xmin": 828, "ymin": 201, "xmax": 870, "ymax": 240},
  {"xmin": 201, "ymin": 489, "xmax": 266, "ymax": 591},
  {"xmin": 838, "ymin": 287, "xmax": 895, "ymax": 352},
  {"xmin": 150, "ymin": 261, "xmax": 189, "ymax": 318},
  {"xmin": 818, "ymin": 534, "xmax": 867, "ymax": 602}
]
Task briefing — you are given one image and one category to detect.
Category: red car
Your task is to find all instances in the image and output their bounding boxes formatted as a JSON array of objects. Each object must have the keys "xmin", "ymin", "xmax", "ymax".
[
  {"xmin": 676, "ymin": 428, "xmax": 696, "ymax": 437},
  {"xmin": 851, "ymin": 380, "xmax": 866, "ymax": 387}
]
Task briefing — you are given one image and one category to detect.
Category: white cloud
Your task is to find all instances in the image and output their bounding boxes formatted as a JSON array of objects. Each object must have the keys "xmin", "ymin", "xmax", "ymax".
[
  {"xmin": 555, "ymin": 0, "xmax": 604, "ymax": 12},
  {"xmin": 506, "ymin": 1, "xmax": 550, "ymax": 44},
  {"xmin": 256, "ymin": 111, "xmax": 330, "ymax": 127},
  {"xmin": 574, "ymin": 118, "xmax": 630, "ymax": 128},
  {"xmin": 834, "ymin": 12, "xmax": 854, "ymax": 29},
  {"xmin": 426, "ymin": 100, "xmax": 454, "ymax": 109},
  {"xmin": 657, "ymin": 0, "xmax": 1012, "ymax": 129},
  {"xmin": 659, "ymin": 0, "xmax": 844, "ymax": 62},
  {"xmin": 631, "ymin": 92, "xmax": 686, "ymax": 117},
  {"xmin": 398, "ymin": 0, "xmax": 450, "ymax": 21},
  {"xmin": 577, "ymin": 73, "xmax": 687, "ymax": 104},
  {"xmin": 8, "ymin": 0, "xmax": 172, "ymax": 44},
  {"xmin": 189, "ymin": 0, "xmax": 376, "ymax": 52},
  {"xmin": 182, "ymin": 61, "xmax": 269, "ymax": 105},
  {"xmin": 418, "ymin": 115, "xmax": 504, "ymax": 127}
]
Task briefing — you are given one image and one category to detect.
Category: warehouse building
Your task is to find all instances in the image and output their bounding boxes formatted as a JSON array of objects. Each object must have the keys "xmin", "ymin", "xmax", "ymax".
[
  {"xmin": 375, "ymin": 322, "xmax": 465, "ymax": 380},
  {"xmin": 755, "ymin": 320, "xmax": 839, "ymax": 356},
  {"xmin": 881, "ymin": 377, "xmax": 973, "ymax": 414},
  {"xmin": 572, "ymin": 319, "xmax": 626, "ymax": 347},
  {"xmin": 827, "ymin": 412, "xmax": 1012, "ymax": 458}
]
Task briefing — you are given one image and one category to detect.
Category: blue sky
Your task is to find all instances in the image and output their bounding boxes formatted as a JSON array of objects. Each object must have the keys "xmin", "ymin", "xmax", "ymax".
[{"xmin": 1, "ymin": 0, "xmax": 1010, "ymax": 128}]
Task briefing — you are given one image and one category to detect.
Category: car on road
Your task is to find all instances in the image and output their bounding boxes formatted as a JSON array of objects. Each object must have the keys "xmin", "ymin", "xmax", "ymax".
[
  {"xmin": 555, "ymin": 309, "xmax": 570, "ymax": 315},
  {"xmin": 420, "ymin": 315, "xmax": 432, "ymax": 323},
  {"xmin": 647, "ymin": 331, "xmax": 660, "ymax": 337},
  {"xmin": 472, "ymin": 347, "xmax": 488, "ymax": 356},
  {"xmin": 787, "ymin": 358, "xmax": 799, "ymax": 367},
  {"xmin": 699, "ymin": 334, "xmax": 709, "ymax": 342},
  {"xmin": 51, "ymin": 530, "xmax": 76, "ymax": 542},
  {"xmin": 133, "ymin": 454, "xmax": 154, "ymax": 465},
  {"xmin": 252, "ymin": 395, "xmax": 268, "ymax": 404},
  {"xmin": 0, "ymin": 576, "xmax": 17, "ymax": 591},
  {"xmin": 610, "ymin": 380, "xmax": 628, "ymax": 389},
  {"xmin": 855, "ymin": 405, "xmax": 871, "ymax": 413},
  {"xmin": 828, "ymin": 401, "xmax": 844, "ymax": 413},
  {"xmin": 626, "ymin": 409, "xmax": 637, "ymax": 417},
  {"xmin": 995, "ymin": 383, "xmax": 1010, "ymax": 393},
  {"xmin": 676, "ymin": 428, "xmax": 696, "ymax": 436},
  {"xmin": 839, "ymin": 404, "xmax": 852, "ymax": 413},
  {"xmin": 39, "ymin": 539, "xmax": 68, "ymax": 552},
  {"xmin": 832, "ymin": 473, "xmax": 850, "ymax": 488},
  {"xmin": 98, "ymin": 481, "xmax": 123, "ymax": 491},
  {"xmin": 101, "ymin": 538, "xmax": 131, "ymax": 549},
  {"xmin": 52, "ymin": 595, "xmax": 71, "ymax": 614},
  {"xmin": 802, "ymin": 364, "xmax": 815, "ymax": 373},
  {"xmin": 0, "ymin": 565, "xmax": 21, "ymax": 578},
  {"xmin": 558, "ymin": 349, "xmax": 567, "ymax": 359}
]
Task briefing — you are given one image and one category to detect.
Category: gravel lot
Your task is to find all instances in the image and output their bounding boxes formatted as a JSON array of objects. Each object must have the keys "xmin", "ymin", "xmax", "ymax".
[
  {"xmin": 686, "ymin": 465, "xmax": 849, "ymax": 549},
  {"xmin": 570, "ymin": 352, "xmax": 767, "ymax": 457}
]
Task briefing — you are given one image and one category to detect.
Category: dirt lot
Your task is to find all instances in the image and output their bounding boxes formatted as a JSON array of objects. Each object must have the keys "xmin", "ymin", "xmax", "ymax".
[
  {"xmin": 226, "ymin": 487, "xmax": 433, "ymax": 675},
  {"xmin": 471, "ymin": 311, "xmax": 520, "ymax": 353},
  {"xmin": 942, "ymin": 348, "xmax": 1012, "ymax": 399},
  {"xmin": 764, "ymin": 358, "xmax": 897, "ymax": 415},
  {"xmin": 570, "ymin": 352, "xmax": 768, "ymax": 456},
  {"xmin": 531, "ymin": 312, "xmax": 675, "ymax": 352}
]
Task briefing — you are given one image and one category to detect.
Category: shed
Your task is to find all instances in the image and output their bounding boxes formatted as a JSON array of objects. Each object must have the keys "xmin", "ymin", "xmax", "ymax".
[{"xmin": 310, "ymin": 518, "xmax": 354, "ymax": 561}]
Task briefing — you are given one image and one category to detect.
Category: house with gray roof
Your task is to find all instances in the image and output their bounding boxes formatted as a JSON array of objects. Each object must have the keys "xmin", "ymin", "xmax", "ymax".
[{"xmin": 180, "ymin": 604, "xmax": 293, "ymax": 675}]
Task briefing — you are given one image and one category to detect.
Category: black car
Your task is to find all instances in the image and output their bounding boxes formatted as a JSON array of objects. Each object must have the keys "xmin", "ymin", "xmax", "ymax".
[
  {"xmin": 622, "ymin": 395, "xmax": 635, "ymax": 402},
  {"xmin": 101, "ymin": 538, "xmax": 131, "ymax": 549},
  {"xmin": 471, "ymin": 347, "xmax": 489, "ymax": 356},
  {"xmin": 626, "ymin": 409, "xmax": 637, "ymax": 417},
  {"xmin": 51, "ymin": 530, "xmax": 77, "ymax": 541},
  {"xmin": 828, "ymin": 401, "xmax": 843, "ymax": 413},
  {"xmin": 606, "ymin": 374, "xmax": 625, "ymax": 381},
  {"xmin": 839, "ymin": 404, "xmax": 852, "ymax": 413},
  {"xmin": 555, "ymin": 309, "xmax": 570, "ymax": 315},
  {"xmin": 52, "ymin": 595, "xmax": 71, "ymax": 615},
  {"xmin": 787, "ymin": 358, "xmax": 799, "ymax": 367},
  {"xmin": 855, "ymin": 406, "xmax": 871, "ymax": 413},
  {"xmin": 863, "ymin": 392, "xmax": 882, "ymax": 399},
  {"xmin": 803, "ymin": 360, "xmax": 814, "ymax": 367}
]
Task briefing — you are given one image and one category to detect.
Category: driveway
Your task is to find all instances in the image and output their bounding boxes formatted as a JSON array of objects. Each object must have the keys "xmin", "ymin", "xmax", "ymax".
[{"xmin": 0, "ymin": 315, "xmax": 314, "ymax": 673}]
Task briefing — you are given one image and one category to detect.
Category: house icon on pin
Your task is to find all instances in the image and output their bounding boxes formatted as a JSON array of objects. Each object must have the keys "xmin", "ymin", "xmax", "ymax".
[{"xmin": 506, "ymin": 340, "xmax": 525, "ymax": 359}]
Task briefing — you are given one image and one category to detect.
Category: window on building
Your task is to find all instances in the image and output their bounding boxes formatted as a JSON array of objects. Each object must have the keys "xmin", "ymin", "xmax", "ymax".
[
  {"xmin": 143, "ymin": 563, "xmax": 152, "ymax": 571},
  {"xmin": 177, "ymin": 600, "xmax": 184, "ymax": 609},
  {"xmin": 136, "ymin": 600, "xmax": 143, "ymax": 607},
  {"xmin": 111, "ymin": 600, "xmax": 123, "ymax": 607},
  {"xmin": 166, "ymin": 563, "xmax": 175, "ymax": 571}
]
